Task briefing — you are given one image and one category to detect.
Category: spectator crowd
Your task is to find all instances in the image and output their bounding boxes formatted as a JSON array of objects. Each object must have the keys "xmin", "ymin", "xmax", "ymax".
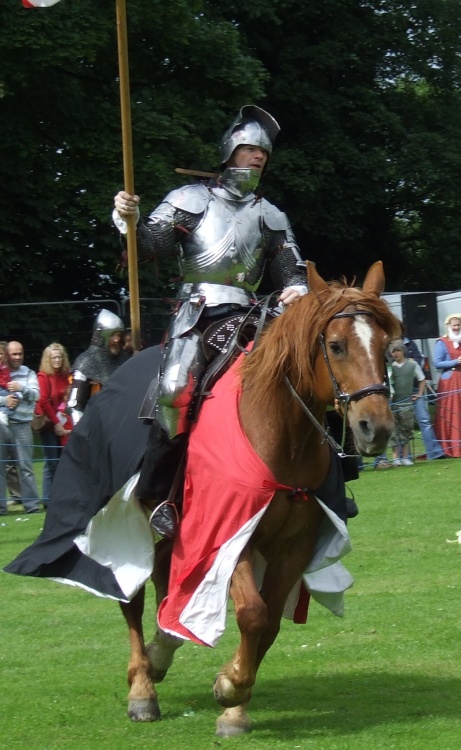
[
  {"xmin": 0, "ymin": 310, "xmax": 131, "ymax": 515},
  {"xmin": 370, "ymin": 318, "xmax": 458, "ymax": 469}
]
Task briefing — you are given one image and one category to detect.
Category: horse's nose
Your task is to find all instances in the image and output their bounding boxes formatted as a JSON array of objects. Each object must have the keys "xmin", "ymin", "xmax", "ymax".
[{"xmin": 357, "ymin": 418, "xmax": 393, "ymax": 453}]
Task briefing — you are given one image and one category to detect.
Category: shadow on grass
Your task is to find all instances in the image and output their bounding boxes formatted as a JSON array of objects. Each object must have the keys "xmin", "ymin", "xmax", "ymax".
[
  {"xmin": 154, "ymin": 669, "xmax": 461, "ymax": 738},
  {"xmin": 242, "ymin": 671, "xmax": 461, "ymax": 737}
]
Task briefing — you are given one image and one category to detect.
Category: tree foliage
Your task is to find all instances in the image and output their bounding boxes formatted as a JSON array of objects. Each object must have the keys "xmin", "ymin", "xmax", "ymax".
[
  {"xmin": 0, "ymin": 0, "xmax": 265, "ymax": 318},
  {"xmin": 1, "ymin": 0, "xmax": 461, "ymax": 344},
  {"xmin": 211, "ymin": 0, "xmax": 461, "ymax": 288}
]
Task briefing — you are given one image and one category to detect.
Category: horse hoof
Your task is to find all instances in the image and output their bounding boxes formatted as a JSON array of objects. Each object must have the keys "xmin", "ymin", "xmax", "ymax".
[
  {"xmin": 216, "ymin": 708, "xmax": 251, "ymax": 737},
  {"xmin": 127, "ymin": 697, "xmax": 161, "ymax": 722},
  {"xmin": 213, "ymin": 674, "xmax": 251, "ymax": 708},
  {"xmin": 216, "ymin": 721, "xmax": 250, "ymax": 737}
]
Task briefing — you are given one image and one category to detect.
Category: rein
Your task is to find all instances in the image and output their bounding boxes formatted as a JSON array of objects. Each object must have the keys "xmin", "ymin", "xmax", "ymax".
[
  {"xmin": 284, "ymin": 309, "xmax": 390, "ymax": 457},
  {"xmin": 283, "ymin": 376, "xmax": 349, "ymax": 457}
]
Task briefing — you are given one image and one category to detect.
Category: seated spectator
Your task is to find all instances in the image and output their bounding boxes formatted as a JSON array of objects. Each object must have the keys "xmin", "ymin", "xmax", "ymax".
[{"xmin": 36, "ymin": 343, "xmax": 72, "ymax": 507}]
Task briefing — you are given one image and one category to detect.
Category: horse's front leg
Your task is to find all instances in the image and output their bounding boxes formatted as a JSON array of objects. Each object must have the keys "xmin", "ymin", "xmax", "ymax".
[
  {"xmin": 119, "ymin": 586, "xmax": 161, "ymax": 722},
  {"xmin": 214, "ymin": 547, "xmax": 266, "ymax": 736},
  {"xmin": 255, "ymin": 501, "xmax": 326, "ymax": 669},
  {"xmin": 215, "ymin": 499, "xmax": 326, "ymax": 737}
]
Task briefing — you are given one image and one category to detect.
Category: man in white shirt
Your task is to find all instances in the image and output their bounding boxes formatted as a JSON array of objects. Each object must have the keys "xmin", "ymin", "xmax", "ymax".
[{"xmin": 0, "ymin": 341, "xmax": 41, "ymax": 514}]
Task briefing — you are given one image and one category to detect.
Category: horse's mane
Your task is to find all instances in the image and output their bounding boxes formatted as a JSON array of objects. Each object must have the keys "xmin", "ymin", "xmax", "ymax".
[{"xmin": 240, "ymin": 280, "xmax": 401, "ymax": 419}]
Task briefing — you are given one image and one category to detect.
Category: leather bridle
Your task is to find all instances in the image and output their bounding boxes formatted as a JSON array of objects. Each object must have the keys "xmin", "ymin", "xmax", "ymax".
[
  {"xmin": 319, "ymin": 310, "xmax": 390, "ymax": 406},
  {"xmin": 284, "ymin": 309, "xmax": 390, "ymax": 456}
]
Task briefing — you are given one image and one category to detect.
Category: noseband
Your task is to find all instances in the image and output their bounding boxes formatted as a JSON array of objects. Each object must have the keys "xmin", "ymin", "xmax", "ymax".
[{"xmin": 284, "ymin": 309, "xmax": 390, "ymax": 457}]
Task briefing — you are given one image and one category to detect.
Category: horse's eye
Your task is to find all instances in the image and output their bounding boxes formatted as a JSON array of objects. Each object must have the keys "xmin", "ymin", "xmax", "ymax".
[{"xmin": 329, "ymin": 342, "xmax": 343, "ymax": 356}]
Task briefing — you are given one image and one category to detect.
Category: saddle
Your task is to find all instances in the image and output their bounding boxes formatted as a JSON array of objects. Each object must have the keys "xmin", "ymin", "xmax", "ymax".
[
  {"xmin": 139, "ymin": 306, "xmax": 278, "ymax": 421},
  {"xmin": 191, "ymin": 311, "xmax": 273, "ymax": 422}
]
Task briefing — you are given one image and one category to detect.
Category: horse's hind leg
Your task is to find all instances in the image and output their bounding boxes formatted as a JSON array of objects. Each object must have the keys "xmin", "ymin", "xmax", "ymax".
[
  {"xmin": 119, "ymin": 587, "xmax": 161, "ymax": 722},
  {"xmin": 145, "ymin": 538, "xmax": 184, "ymax": 682},
  {"xmin": 147, "ymin": 628, "xmax": 184, "ymax": 683}
]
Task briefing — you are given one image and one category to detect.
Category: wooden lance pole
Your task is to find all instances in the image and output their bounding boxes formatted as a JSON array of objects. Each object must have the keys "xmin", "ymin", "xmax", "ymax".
[{"xmin": 115, "ymin": 0, "xmax": 141, "ymax": 352}]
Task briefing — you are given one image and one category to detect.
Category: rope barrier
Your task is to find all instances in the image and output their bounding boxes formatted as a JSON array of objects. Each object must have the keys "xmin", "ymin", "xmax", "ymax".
[{"xmin": 1, "ymin": 386, "xmax": 459, "ymax": 498}]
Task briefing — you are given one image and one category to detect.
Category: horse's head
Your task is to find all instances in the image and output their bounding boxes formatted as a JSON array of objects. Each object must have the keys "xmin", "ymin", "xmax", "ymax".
[
  {"xmin": 308, "ymin": 261, "xmax": 401, "ymax": 455},
  {"xmin": 240, "ymin": 262, "xmax": 401, "ymax": 457}
]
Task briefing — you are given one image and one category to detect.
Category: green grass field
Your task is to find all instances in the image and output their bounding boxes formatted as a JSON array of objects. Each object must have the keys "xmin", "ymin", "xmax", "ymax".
[{"xmin": 1, "ymin": 449, "xmax": 461, "ymax": 749}]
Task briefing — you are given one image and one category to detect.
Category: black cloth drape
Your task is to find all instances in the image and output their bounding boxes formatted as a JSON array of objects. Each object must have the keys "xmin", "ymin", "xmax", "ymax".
[{"xmin": 4, "ymin": 346, "xmax": 162, "ymax": 598}]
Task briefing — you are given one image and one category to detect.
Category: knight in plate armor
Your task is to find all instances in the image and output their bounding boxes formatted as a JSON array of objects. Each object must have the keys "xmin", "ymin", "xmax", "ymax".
[
  {"xmin": 113, "ymin": 104, "xmax": 308, "ymax": 537},
  {"xmin": 68, "ymin": 309, "xmax": 128, "ymax": 425}
]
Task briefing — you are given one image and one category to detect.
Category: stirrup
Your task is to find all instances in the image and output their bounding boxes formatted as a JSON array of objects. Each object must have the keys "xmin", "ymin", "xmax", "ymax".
[
  {"xmin": 149, "ymin": 501, "xmax": 179, "ymax": 540},
  {"xmin": 345, "ymin": 497, "xmax": 359, "ymax": 518}
]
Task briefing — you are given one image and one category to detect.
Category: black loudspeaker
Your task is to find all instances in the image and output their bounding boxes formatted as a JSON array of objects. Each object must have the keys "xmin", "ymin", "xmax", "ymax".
[{"xmin": 401, "ymin": 293, "xmax": 439, "ymax": 339}]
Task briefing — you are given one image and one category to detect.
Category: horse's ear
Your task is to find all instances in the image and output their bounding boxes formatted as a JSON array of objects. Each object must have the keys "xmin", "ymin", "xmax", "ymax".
[
  {"xmin": 362, "ymin": 261, "xmax": 385, "ymax": 297},
  {"xmin": 307, "ymin": 261, "xmax": 329, "ymax": 296}
]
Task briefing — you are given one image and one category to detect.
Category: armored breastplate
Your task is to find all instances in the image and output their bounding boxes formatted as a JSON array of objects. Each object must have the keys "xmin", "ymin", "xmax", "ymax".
[{"xmin": 179, "ymin": 190, "xmax": 265, "ymax": 291}]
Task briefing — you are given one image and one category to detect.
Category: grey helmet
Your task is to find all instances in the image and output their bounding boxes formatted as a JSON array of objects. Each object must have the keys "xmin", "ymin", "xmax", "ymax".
[
  {"xmin": 91, "ymin": 309, "xmax": 125, "ymax": 349},
  {"xmin": 220, "ymin": 105, "xmax": 280, "ymax": 168}
]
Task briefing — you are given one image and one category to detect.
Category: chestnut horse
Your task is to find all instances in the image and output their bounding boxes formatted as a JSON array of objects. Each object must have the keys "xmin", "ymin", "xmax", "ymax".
[{"xmin": 120, "ymin": 260, "xmax": 400, "ymax": 736}]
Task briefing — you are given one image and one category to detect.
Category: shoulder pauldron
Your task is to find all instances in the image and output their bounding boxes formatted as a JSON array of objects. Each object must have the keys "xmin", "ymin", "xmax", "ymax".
[
  {"xmin": 163, "ymin": 184, "xmax": 211, "ymax": 215},
  {"xmin": 260, "ymin": 200, "xmax": 290, "ymax": 231}
]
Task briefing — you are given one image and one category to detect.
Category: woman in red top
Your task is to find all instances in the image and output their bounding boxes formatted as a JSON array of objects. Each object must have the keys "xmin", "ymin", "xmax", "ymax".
[{"xmin": 37, "ymin": 343, "xmax": 72, "ymax": 507}]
